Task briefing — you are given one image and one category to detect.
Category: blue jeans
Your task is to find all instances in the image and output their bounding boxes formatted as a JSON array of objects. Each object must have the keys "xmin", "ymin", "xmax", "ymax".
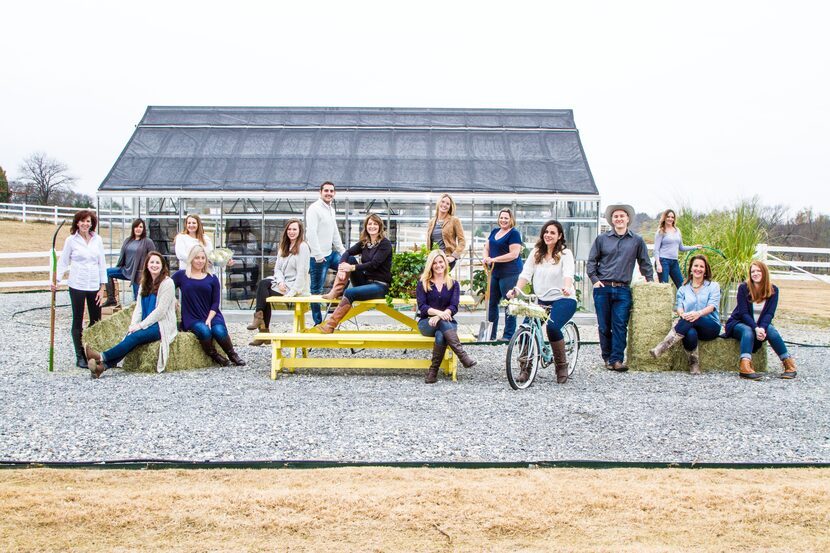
[
  {"xmin": 107, "ymin": 267, "xmax": 139, "ymax": 299},
  {"xmin": 309, "ymin": 251, "xmax": 341, "ymax": 325},
  {"xmin": 102, "ymin": 324, "xmax": 161, "ymax": 368},
  {"xmin": 189, "ymin": 322, "xmax": 230, "ymax": 342},
  {"xmin": 539, "ymin": 298, "xmax": 578, "ymax": 342},
  {"xmin": 658, "ymin": 258, "xmax": 684, "ymax": 288},
  {"xmin": 417, "ymin": 318, "xmax": 458, "ymax": 347},
  {"xmin": 730, "ymin": 323, "xmax": 790, "ymax": 360},
  {"xmin": 675, "ymin": 316, "xmax": 721, "ymax": 351},
  {"xmin": 488, "ymin": 273, "xmax": 520, "ymax": 341},
  {"xmin": 342, "ymin": 256, "xmax": 388, "ymax": 303},
  {"xmin": 593, "ymin": 285, "xmax": 633, "ymax": 365}
]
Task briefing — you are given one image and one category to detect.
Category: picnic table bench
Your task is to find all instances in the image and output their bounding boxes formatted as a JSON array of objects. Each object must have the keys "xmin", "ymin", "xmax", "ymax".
[{"xmin": 254, "ymin": 295, "xmax": 476, "ymax": 380}]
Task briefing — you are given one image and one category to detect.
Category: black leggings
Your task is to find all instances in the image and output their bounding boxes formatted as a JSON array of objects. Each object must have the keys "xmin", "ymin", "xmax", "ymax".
[
  {"xmin": 69, "ymin": 287, "xmax": 101, "ymax": 357},
  {"xmin": 254, "ymin": 279, "xmax": 285, "ymax": 328}
]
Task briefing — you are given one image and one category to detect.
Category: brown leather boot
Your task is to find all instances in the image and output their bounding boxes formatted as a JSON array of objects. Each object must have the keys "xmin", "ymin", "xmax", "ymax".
[
  {"xmin": 84, "ymin": 344, "xmax": 107, "ymax": 379},
  {"xmin": 687, "ymin": 347, "xmax": 701, "ymax": 374},
  {"xmin": 739, "ymin": 357, "xmax": 762, "ymax": 380},
  {"xmin": 317, "ymin": 299, "xmax": 351, "ymax": 334},
  {"xmin": 442, "ymin": 329, "xmax": 477, "ymax": 368},
  {"xmin": 215, "ymin": 335, "xmax": 246, "ymax": 366},
  {"xmin": 321, "ymin": 272, "xmax": 349, "ymax": 300},
  {"xmin": 199, "ymin": 338, "xmax": 229, "ymax": 366},
  {"xmin": 551, "ymin": 339, "xmax": 569, "ymax": 384},
  {"xmin": 780, "ymin": 357, "xmax": 797, "ymax": 379},
  {"xmin": 650, "ymin": 328, "xmax": 684, "ymax": 358},
  {"xmin": 247, "ymin": 310, "xmax": 265, "ymax": 331},
  {"xmin": 425, "ymin": 342, "xmax": 447, "ymax": 384}
]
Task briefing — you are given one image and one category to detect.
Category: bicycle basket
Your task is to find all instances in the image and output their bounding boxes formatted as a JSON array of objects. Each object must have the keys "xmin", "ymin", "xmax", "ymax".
[{"xmin": 506, "ymin": 299, "xmax": 548, "ymax": 320}]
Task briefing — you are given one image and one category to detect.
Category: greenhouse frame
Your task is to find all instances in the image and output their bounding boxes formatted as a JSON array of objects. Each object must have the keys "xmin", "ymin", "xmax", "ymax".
[{"xmin": 97, "ymin": 106, "xmax": 602, "ymax": 310}]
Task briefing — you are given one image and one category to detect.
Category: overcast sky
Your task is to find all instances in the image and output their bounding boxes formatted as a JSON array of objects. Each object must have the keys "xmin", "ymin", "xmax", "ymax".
[{"xmin": 3, "ymin": 0, "xmax": 828, "ymax": 216}]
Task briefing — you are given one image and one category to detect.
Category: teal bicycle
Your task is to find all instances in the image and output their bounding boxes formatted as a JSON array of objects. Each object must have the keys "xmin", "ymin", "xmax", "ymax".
[{"xmin": 505, "ymin": 289, "xmax": 580, "ymax": 390}]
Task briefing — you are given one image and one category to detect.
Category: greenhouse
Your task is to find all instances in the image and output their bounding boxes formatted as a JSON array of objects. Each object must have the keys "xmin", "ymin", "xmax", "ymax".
[{"xmin": 97, "ymin": 106, "xmax": 601, "ymax": 310}]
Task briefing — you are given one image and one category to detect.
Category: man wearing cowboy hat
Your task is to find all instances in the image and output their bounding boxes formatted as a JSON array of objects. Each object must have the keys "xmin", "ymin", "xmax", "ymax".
[{"xmin": 587, "ymin": 203, "xmax": 654, "ymax": 371}]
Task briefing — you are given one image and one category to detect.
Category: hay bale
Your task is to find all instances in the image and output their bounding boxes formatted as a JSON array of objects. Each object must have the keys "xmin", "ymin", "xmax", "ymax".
[
  {"xmin": 82, "ymin": 305, "xmax": 216, "ymax": 373},
  {"xmin": 670, "ymin": 337, "xmax": 768, "ymax": 372},
  {"xmin": 626, "ymin": 282, "xmax": 680, "ymax": 371}
]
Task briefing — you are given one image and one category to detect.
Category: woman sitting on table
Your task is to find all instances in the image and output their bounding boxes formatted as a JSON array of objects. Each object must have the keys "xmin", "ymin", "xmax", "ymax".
[
  {"xmin": 654, "ymin": 209, "xmax": 701, "ymax": 288},
  {"xmin": 248, "ymin": 218, "xmax": 311, "ymax": 344},
  {"xmin": 84, "ymin": 252, "xmax": 177, "ymax": 378},
  {"xmin": 507, "ymin": 220, "xmax": 577, "ymax": 384},
  {"xmin": 723, "ymin": 260, "xmax": 796, "ymax": 380},
  {"xmin": 172, "ymin": 245, "xmax": 246, "ymax": 366},
  {"xmin": 650, "ymin": 254, "xmax": 721, "ymax": 374},
  {"xmin": 316, "ymin": 213, "xmax": 393, "ymax": 334},
  {"xmin": 417, "ymin": 250, "xmax": 477, "ymax": 384},
  {"xmin": 482, "ymin": 208, "xmax": 523, "ymax": 341},
  {"xmin": 103, "ymin": 218, "xmax": 156, "ymax": 306},
  {"xmin": 426, "ymin": 193, "xmax": 466, "ymax": 271}
]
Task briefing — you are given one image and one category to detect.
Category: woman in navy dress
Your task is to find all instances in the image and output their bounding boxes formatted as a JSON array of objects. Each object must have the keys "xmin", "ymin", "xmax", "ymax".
[
  {"xmin": 482, "ymin": 208, "xmax": 523, "ymax": 341},
  {"xmin": 172, "ymin": 245, "xmax": 245, "ymax": 366}
]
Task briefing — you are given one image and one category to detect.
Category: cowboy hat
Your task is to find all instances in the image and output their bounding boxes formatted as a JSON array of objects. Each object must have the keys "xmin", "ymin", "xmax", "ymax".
[{"xmin": 604, "ymin": 204, "xmax": 636, "ymax": 223}]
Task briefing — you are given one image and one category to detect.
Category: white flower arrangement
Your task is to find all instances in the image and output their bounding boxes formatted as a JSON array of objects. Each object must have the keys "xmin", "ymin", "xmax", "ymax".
[
  {"xmin": 207, "ymin": 247, "xmax": 234, "ymax": 268},
  {"xmin": 505, "ymin": 298, "xmax": 549, "ymax": 320}
]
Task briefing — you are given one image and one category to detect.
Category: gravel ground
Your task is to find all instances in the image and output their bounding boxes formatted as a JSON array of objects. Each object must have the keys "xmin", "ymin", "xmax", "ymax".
[{"xmin": 1, "ymin": 292, "xmax": 828, "ymax": 464}]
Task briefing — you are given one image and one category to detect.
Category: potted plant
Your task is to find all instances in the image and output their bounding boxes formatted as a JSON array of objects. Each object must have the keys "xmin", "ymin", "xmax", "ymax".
[{"xmin": 385, "ymin": 245, "xmax": 429, "ymax": 307}]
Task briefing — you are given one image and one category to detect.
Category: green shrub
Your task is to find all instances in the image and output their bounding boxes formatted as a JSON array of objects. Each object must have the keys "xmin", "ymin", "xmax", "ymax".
[{"xmin": 385, "ymin": 246, "xmax": 429, "ymax": 306}]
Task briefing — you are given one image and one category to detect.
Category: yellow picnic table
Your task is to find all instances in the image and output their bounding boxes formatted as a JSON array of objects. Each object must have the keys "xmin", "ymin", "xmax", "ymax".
[{"xmin": 255, "ymin": 295, "xmax": 475, "ymax": 380}]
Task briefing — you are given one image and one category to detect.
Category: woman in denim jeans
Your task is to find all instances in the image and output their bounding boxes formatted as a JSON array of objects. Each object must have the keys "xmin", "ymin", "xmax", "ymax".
[
  {"xmin": 654, "ymin": 209, "xmax": 701, "ymax": 288},
  {"xmin": 84, "ymin": 252, "xmax": 177, "ymax": 378},
  {"xmin": 172, "ymin": 245, "xmax": 245, "ymax": 366},
  {"xmin": 650, "ymin": 255, "xmax": 721, "ymax": 374},
  {"xmin": 507, "ymin": 220, "xmax": 577, "ymax": 384},
  {"xmin": 482, "ymin": 208, "xmax": 523, "ymax": 341},
  {"xmin": 723, "ymin": 260, "xmax": 797, "ymax": 380},
  {"xmin": 416, "ymin": 250, "xmax": 477, "ymax": 384},
  {"xmin": 317, "ymin": 214, "xmax": 393, "ymax": 334}
]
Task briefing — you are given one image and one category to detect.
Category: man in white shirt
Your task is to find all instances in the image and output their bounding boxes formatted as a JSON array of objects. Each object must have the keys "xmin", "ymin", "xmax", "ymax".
[{"xmin": 306, "ymin": 181, "xmax": 346, "ymax": 324}]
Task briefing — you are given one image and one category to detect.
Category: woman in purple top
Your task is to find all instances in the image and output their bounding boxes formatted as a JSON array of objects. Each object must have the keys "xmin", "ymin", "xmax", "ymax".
[
  {"xmin": 482, "ymin": 208, "xmax": 524, "ymax": 341},
  {"xmin": 416, "ymin": 250, "xmax": 477, "ymax": 383},
  {"xmin": 172, "ymin": 245, "xmax": 246, "ymax": 367}
]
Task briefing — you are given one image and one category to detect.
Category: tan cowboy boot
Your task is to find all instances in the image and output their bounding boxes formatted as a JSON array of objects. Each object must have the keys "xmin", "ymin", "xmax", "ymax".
[
  {"xmin": 650, "ymin": 328, "xmax": 684, "ymax": 358},
  {"xmin": 687, "ymin": 346, "xmax": 701, "ymax": 375},
  {"xmin": 317, "ymin": 299, "xmax": 351, "ymax": 334},
  {"xmin": 247, "ymin": 310, "xmax": 265, "ymax": 331},
  {"xmin": 321, "ymin": 272, "xmax": 348, "ymax": 300}
]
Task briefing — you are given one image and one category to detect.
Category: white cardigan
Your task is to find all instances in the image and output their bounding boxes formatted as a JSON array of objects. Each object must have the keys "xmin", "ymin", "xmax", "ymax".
[{"xmin": 131, "ymin": 277, "xmax": 178, "ymax": 373}]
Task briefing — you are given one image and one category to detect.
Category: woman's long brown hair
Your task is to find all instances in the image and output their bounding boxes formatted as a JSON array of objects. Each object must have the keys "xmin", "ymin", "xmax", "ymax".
[
  {"xmin": 178, "ymin": 214, "xmax": 206, "ymax": 245},
  {"xmin": 359, "ymin": 214, "xmax": 386, "ymax": 246},
  {"xmin": 140, "ymin": 251, "xmax": 170, "ymax": 297},
  {"xmin": 279, "ymin": 219, "xmax": 305, "ymax": 257},
  {"xmin": 534, "ymin": 220, "xmax": 567, "ymax": 265}
]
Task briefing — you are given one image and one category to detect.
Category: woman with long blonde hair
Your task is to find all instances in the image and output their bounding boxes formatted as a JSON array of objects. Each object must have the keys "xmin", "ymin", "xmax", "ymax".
[
  {"xmin": 723, "ymin": 260, "xmax": 796, "ymax": 380},
  {"xmin": 416, "ymin": 250, "xmax": 477, "ymax": 383},
  {"xmin": 426, "ymin": 193, "xmax": 466, "ymax": 270}
]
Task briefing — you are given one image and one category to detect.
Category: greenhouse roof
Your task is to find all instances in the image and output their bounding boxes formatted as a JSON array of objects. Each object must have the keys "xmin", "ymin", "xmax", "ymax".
[{"xmin": 99, "ymin": 106, "xmax": 598, "ymax": 195}]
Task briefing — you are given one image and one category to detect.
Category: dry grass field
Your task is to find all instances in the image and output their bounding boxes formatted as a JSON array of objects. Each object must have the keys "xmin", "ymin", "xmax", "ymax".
[{"xmin": 2, "ymin": 467, "xmax": 829, "ymax": 552}]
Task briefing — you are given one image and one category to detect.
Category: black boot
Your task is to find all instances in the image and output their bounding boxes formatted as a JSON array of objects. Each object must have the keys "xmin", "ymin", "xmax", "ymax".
[
  {"xmin": 199, "ymin": 338, "xmax": 229, "ymax": 366},
  {"xmin": 72, "ymin": 329, "xmax": 88, "ymax": 368},
  {"xmin": 216, "ymin": 335, "xmax": 246, "ymax": 366},
  {"xmin": 425, "ymin": 342, "xmax": 447, "ymax": 384},
  {"xmin": 443, "ymin": 329, "xmax": 477, "ymax": 368},
  {"xmin": 102, "ymin": 277, "xmax": 118, "ymax": 307}
]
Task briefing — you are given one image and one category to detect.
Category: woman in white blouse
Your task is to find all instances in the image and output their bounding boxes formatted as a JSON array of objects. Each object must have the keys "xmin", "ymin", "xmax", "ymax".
[
  {"xmin": 52, "ymin": 210, "xmax": 107, "ymax": 369},
  {"xmin": 248, "ymin": 218, "xmax": 311, "ymax": 344},
  {"xmin": 174, "ymin": 214, "xmax": 223, "ymax": 269},
  {"xmin": 507, "ymin": 220, "xmax": 578, "ymax": 384}
]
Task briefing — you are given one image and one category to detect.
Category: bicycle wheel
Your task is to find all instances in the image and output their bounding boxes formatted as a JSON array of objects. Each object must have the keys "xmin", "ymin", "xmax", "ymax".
[
  {"xmin": 506, "ymin": 326, "xmax": 541, "ymax": 390},
  {"xmin": 562, "ymin": 321, "xmax": 580, "ymax": 376}
]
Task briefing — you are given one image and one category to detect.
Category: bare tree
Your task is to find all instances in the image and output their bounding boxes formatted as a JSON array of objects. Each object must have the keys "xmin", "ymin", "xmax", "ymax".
[{"xmin": 17, "ymin": 152, "xmax": 76, "ymax": 205}]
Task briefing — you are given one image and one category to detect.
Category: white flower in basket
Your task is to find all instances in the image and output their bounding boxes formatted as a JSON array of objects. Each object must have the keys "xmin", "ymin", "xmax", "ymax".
[
  {"xmin": 208, "ymin": 247, "xmax": 234, "ymax": 268},
  {"xmin": 506, "ymin": 298, "xmax": 548, "ymax": 320}
]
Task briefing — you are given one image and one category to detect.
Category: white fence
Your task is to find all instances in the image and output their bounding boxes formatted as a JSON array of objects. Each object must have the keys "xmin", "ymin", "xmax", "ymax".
[
  {"xmin": 0, "ymin": 202, "xmax": 133, "ymax": 226},
  {"xmin": 0, "ymin": 250, "xmax": 118, "ymax": 289}
]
